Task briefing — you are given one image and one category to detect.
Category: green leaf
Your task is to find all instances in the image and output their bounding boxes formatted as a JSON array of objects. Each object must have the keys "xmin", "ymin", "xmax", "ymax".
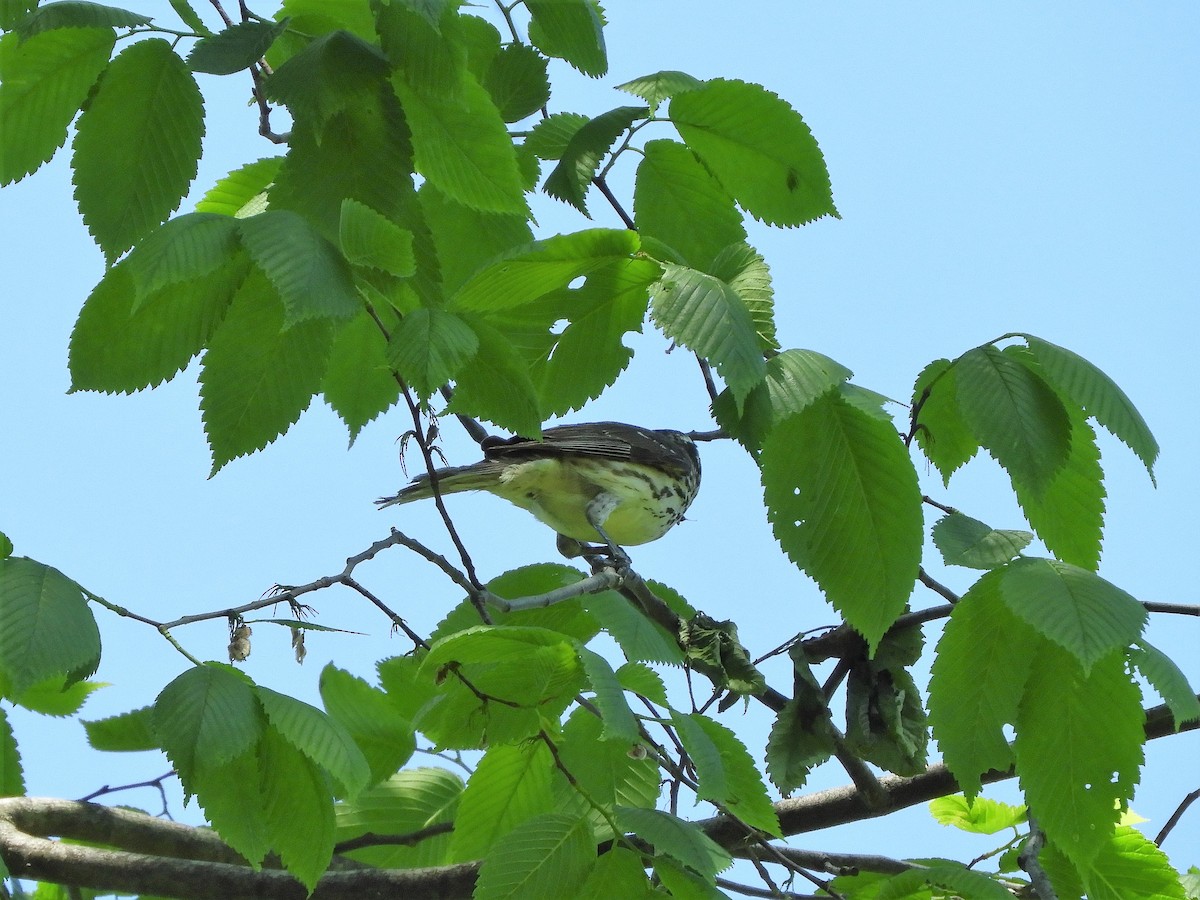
[
  {"xmin": 71, "ymin": 38, "xmax": 203, "ymax": 261},
  {"xmin": 10, "ymin": 675, "xmax": 104, "ymax": 717},
  {"xmin": 582, "ymin": 591, "xmax": 684, "ymax": 665},
  {"xmin": 0, "ymin": 27, "xmax": 114, "ymax": 184},
  {"xmin": 198, "ymin": 268, "xmax": 334, "ymax": 472},
  {"xmin": 579, "ymin": 649, "xmax": 639, "ymax": 744},
  {"xmin": 653, "ymin": 858, "xmax": 728, "ymax": 899},
  {"xmin": 954, "ymin": 345, "xmax": 1071, "ymax": 497},
  {"xmin": 418, "ymin": 182, "xmax": 532, "ymax": 295},
  {"xmin": 375, "ymin": 0, "xmax": 463, "ymax": 99},
  {"xmin": 708, "ymin": 242, "xmax": 777, "ymax": 352},
  {"xmin": 13, "ymin": 1, "xmax": 149, "ymax": 39},
  {"xmin": 258, "ymin": 724, "xmax": 335, "ymax": 891},
  {"xmin": 0, "ymin": 533, "xmax": 11, "ymax": 561},
  {"xmin": 615, "ymin": 806, "xmax": 731, "ymax": 879},
  {"xmin": 237, "ymin": 210, "xmax": 359, "ymax": 323},
  {"xmin": 912, "ymin": 358, "xmax": 979, "ymax": 484},
  {"xmin": 0, "ymin": 708, "xmax": 24, "ymax": 796},
  {"xmin": 1014, "ymin": 408, "xmax": 1107, "ymax": 570},
  {"xmin": 670, "ymin": 78, "xmax": 836, "ymax": 226},
  {"xmin": 679, "ymin": 613, "xmax": 764, "ymax": 697},
  {"xmin": 190, "ymin": 742, "xmax": 270, "ymax": 869},
  {"xmin": 532, "ymin": 255, "xmax": 659, "ymax": 416},
  {"xmin": 83, "ymin": 705, "xmax": 159, "ymax": 752},
  {"xmin": 417, "ymin": 626, "xmax": 584, "ymax": 747},
  {"xmin": 169, "ymin": 0, "xmax": 209, "ymax": 35},
  {"xmin": 761, "ymin": 395, "xmax": 922, "ymax": 652},
  {"xmin": 0, "ymin": 557, "xmax": 101, "ymax": 695},
  {"xmin": 633, "ymin": 139, "xmax": 745, "ymax": 271},
  {"xmin": 475, "ymin": 813, "xmax": 595, "ymax": 900},
  {"xmin": 263, "ymin": 29, "xmax": 389, "ymax": 127},
  {"xmin": 714, "ymin": 348, "xmax": 852, "ymax": 452},
  {"xmin": 186, "ymin": 18, "xmax": 287, "ymax": 74},
  {"xmin": 1023, "ymin": 334, "xmax": 1159, "ymax": 482},
  {"xmin": 845, "ymin": 664, "xmax": 929, "ymax": 776},
  {"xmin": 544, "ymin": 105, "xmax": 646, "ymax": 214},
  {"xmin": 999, "ymin": 557, "xmax": 1146, "ymax": 675},
  {"xmin": 318, "ymin": 664, "xmax": 414, "ymax": 786},
  {"xmin": 616, "ymin": 69, "xmax": 702, "ymax": 114},
  {"xmin": 577, "ymin": 848, "xmax": 655, "ymax": 900},
  {"xmin": 484, "ymin": 41, "xmax": 549, "ymax": 122},
  {"xmin": 929, "ymin": 794, "xmax": 1026, "ymax": 835},
  {"xmin": 393, "ymin": 69, "xmax": 526, "ymax": 215},
  {"xmin": 195, "ymin": 156, "xmax": 282, "ymax": 217},
  {"xmin": 387, "ymin": 306, "xmax": 478, "ymax": 400},
  {"xmin": 321, "ymin": 310, "xmax": 400, "ymax": 441},
  {"xmin": 615, "ymin": 662, "xmax": 667, "ymax": 707},
  {"xmin": 448, "ymin": 740, "xmax": 557, "ymax": 862},
  {"xmin": 1047, "ymin": 825, "xmax": 1189, "ymax": 900},
  {"xmin": 650, "ymin": 262, "xmax": 767, "ymax": 407},
  {"xmin": 765, "ymin": 653, "xmax": 835, "ymax": 794},
  {"xmin": 122, "ymin": 213, "xmax": 241, "ymax": 300},
  {"xmin": 430, "ymin": 565, "xmax": 601, "ymax": 645},
  {"xmin": 255, "ymin": 685, "xmax": 370, "ymax": 798},
  {"xmin": 932, "ymin": 512, "xmax": 1033, "ymax": 570},
  {"xmin": 153, "ymin": 663, "xmax": 262, "ymax": 786},
  {"xmin": 451, "ymin": 228, "xmax": 639, "ymax": 312},
  {"xmin": 1014, "ymin": 647, "xmax": 1144, "ymax": 868},
  {"xmin": 526, "ymin": 0, "xmax": 605, "ymax": 77},
  {"xmin": 673, "ymin": 713, "xmax": 781, "ymax": 836},
  {"xmin": 335, "ymin": 767, "xmax": 462, "ymax": 870},
  {"xmin": 523, "ymin": 110, "xmax": 588, "ymax": 160},
  {"xmin": 444, "ymin": 316, "xmax": 542, "ymax": 435},
  {"xmin": 69, "ymin": 256, "xmax": 243, "ymax": 394},
  {"xmin": 927, "ymin": 570, "xmax": 1036, "ymax": 797},
  {"xmin": 555, "ymin": 707, "xmax": 660, "ymax": 827},
  {"xmin": 338, "ymin": 198, "xmax": 416, "ymax": 276},
  {"xmin": 877, "ymin": 863, "xmax": 1015, "ymax": 900},
  {"xmin": 1128, "ymin": 639, "xmax": 1200, "ymax": 728}
]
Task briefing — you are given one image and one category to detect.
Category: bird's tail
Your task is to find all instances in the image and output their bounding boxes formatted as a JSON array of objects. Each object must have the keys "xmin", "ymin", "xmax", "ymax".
[{"xmin": 376, "ymin": 461, "xmax": 506, "ymax": 509}]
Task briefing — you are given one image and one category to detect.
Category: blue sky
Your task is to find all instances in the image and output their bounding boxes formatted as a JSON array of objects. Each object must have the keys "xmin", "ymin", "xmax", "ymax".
[{"xmin": 2, "ymin": 0, "xmax": 1197, "ymax": 879}]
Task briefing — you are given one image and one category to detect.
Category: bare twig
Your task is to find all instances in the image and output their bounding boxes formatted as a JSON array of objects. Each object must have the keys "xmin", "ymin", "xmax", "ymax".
[
  {"xmin": 1154, "ymin": 786, "xmax": 1200, "ymax": 847},
  {"xmin": 77, "ymin": 772, "xmax": 177, "ymax": 818},
  {"xmin": 333, "ymin": 822, "xmax": 454, "ymax": 855},
  {"xmin": 917, "ymin": 568, "xmax": 960, "ymax": 604}
]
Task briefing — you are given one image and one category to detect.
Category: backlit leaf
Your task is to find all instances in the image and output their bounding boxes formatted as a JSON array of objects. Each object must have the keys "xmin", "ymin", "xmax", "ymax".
[
  {"xmin": 932, "ymin": 513, "xmax": 1033, "ymax": 570},
  {"xmin": 1024, "ymin": 334, "xmax": 1158, "ymax": 482},
  {"xmin": 526, "ymin": 0, "xmax": 605, "ymax": 76},
  {"xmin": 1014, "ymin": 647, "xmax": 1144, "ymax": 869},
  {"xmin": 670, "ymin": 78, "xmax": 836, "ymax": 226},
  {"xmin": 0, "ymin": 557, "xmax": 100, "ymax": 695},
  {"xmin": 954, "ymin": 345, "xmax": 1071, "ymax": 497},
  {"xmin": 0, "ymin": 26, "xmax": 114, "ymax": 184},
  {"xmin": 71, "ymin": 38, "xmax": 203, "ymax": 261},
  {"xmin": 999, "ymin": 557, "xmax": 1146, "ymax": 675},
  {"xmin": 650, "ymin": 263, "xmax": 766, "ymax": 408},
  {"xmin": 634, "ymin": 139, "xmax": 746, "ymax": 270},
  {"xmin": 761, "ymin": 395, "xmax": 922, "ymax": 651}
]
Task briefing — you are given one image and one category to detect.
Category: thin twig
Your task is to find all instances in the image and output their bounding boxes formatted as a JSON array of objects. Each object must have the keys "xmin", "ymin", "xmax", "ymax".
[
  {"xmin": 1154, "ymin": 786, "xmax": 1200, "ymax": 846},
  {"xmin": 917, "ymin": 568, "xmax": 960, "ymax": 604},
  {"xmin": 77, "ymin": 771, "xmax": 177, "ymax": 818}
]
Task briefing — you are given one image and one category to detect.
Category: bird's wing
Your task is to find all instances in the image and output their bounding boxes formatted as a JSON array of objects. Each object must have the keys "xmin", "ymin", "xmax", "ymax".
[{"xmin": 482, "ymin": 422, "xmax": 695, "ymax": 470}]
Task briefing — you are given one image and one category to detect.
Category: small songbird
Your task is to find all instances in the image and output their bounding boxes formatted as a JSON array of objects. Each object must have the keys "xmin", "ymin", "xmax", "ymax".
[{"xmin": 376, "ymin": 422, "xmax": 702, "ymax": 558}]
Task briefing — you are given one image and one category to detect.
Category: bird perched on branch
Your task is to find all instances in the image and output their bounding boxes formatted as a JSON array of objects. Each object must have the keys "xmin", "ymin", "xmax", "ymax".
[{"xmin": 377, "ymin": 422, "xmax": 702, "ymax": 560}]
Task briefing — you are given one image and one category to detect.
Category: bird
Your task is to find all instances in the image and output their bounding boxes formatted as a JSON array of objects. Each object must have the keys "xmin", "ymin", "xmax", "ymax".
[{"xmin": 377, "ymin": 422, "xmax": 702, "ymax": 560}]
